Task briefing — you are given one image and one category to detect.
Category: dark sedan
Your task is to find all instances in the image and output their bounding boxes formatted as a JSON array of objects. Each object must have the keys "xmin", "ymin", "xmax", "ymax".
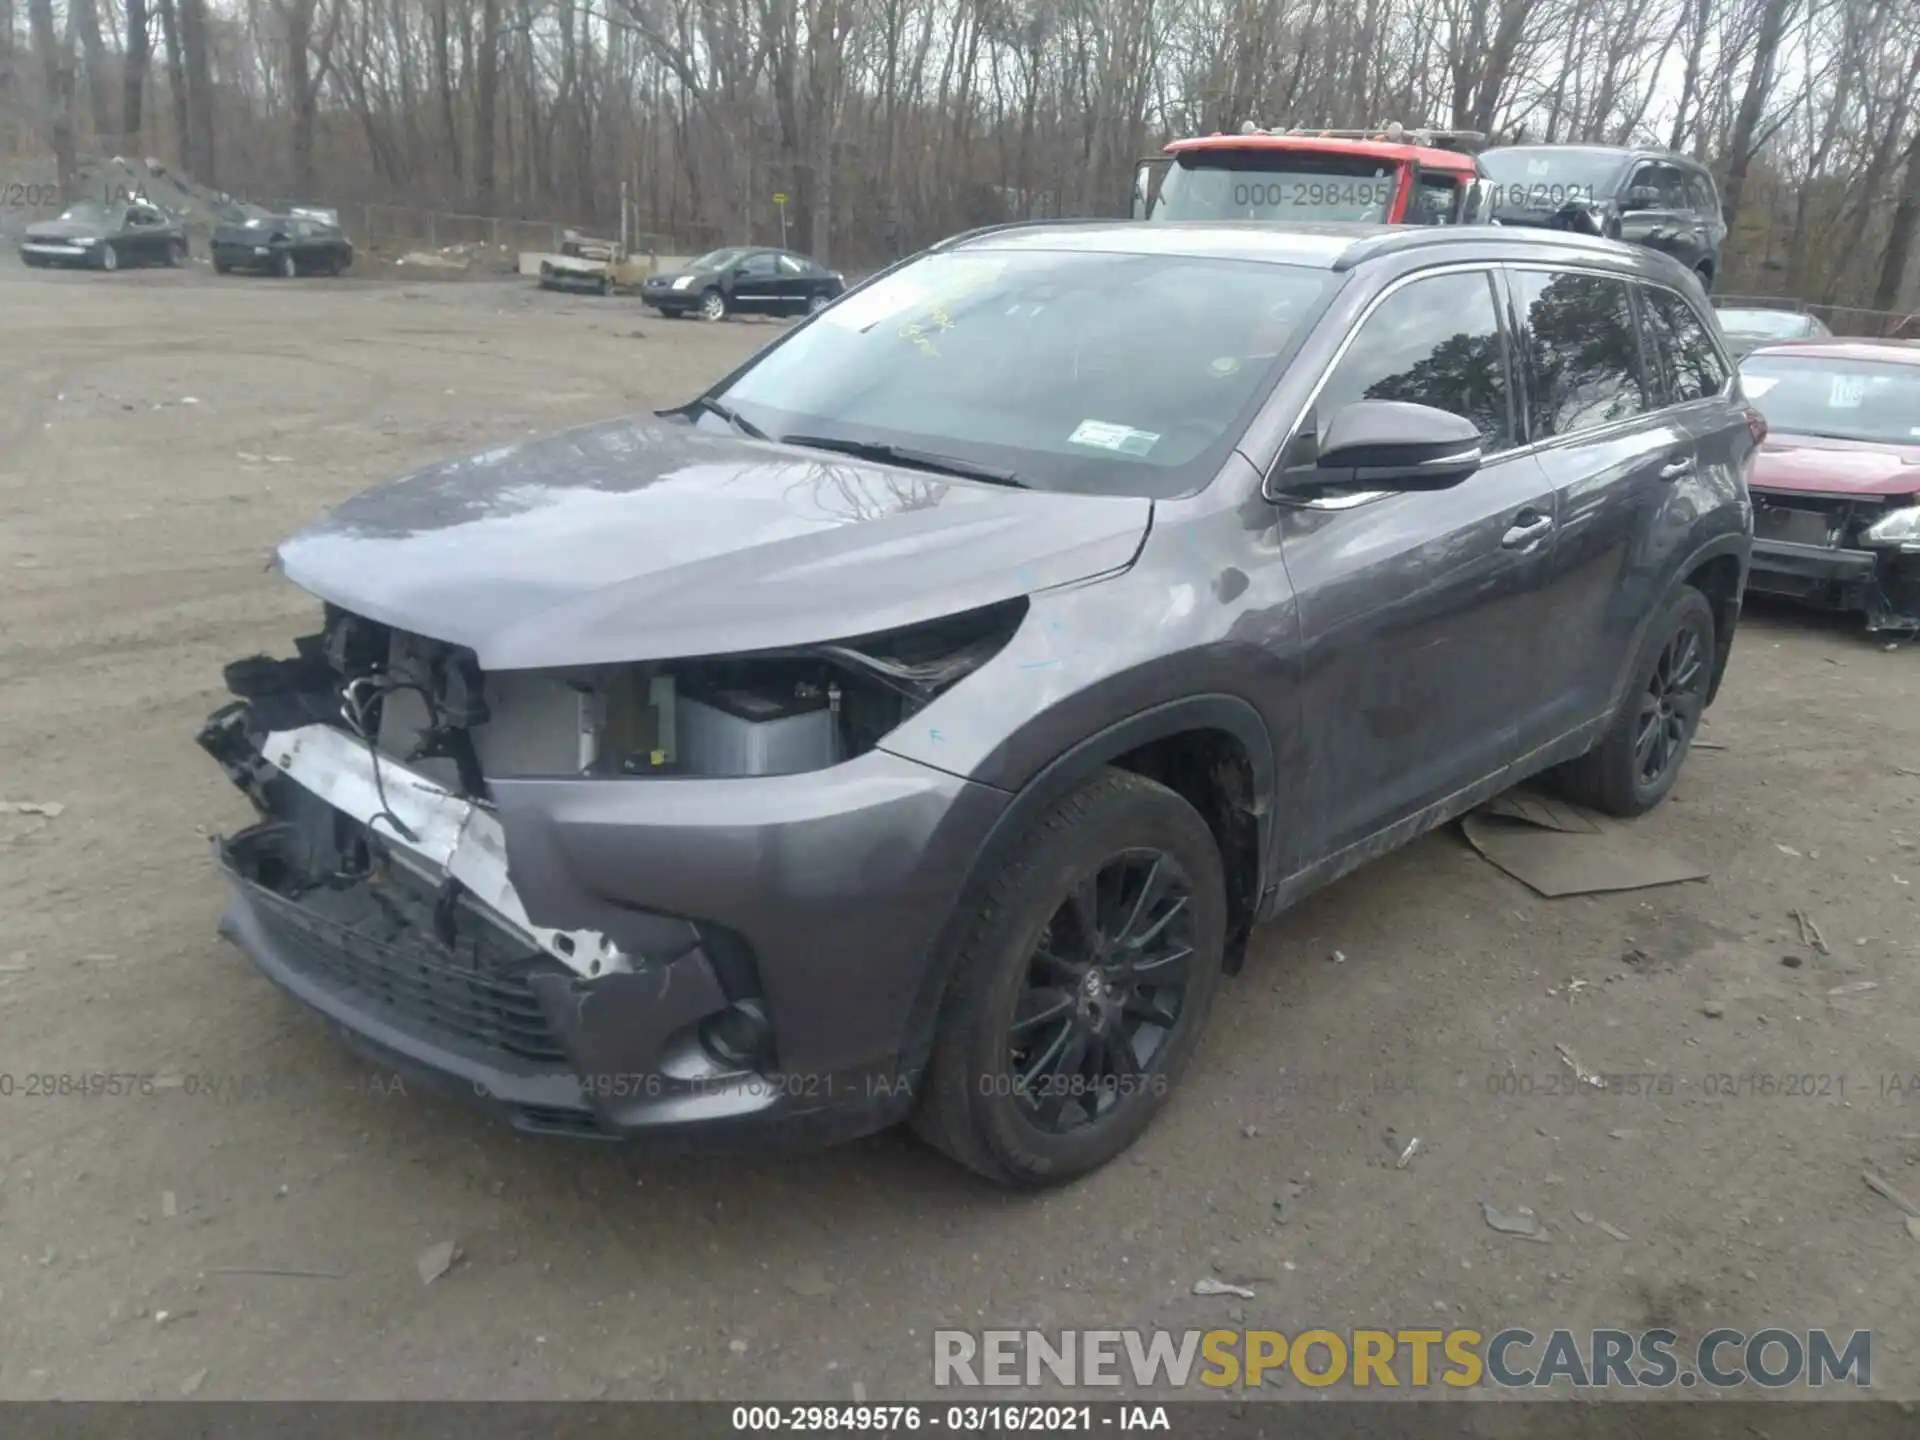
[
  {"xmin": 212, "ymin": 214, "xmax": 354, "ymax": 278},
  {"xmin": 641, "ymin": 246, "xmax": 846, "ymax": 320},
  {"xmin": 1715, "ymin": 306, "xmax": 1832, "ymax": 358},
  {"xmin": 19, "ymin": 199, "xmax": 188, "ymax": 271}
]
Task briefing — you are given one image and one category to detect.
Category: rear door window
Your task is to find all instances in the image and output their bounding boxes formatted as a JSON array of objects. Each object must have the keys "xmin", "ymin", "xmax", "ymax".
[{"xmin": 1512, "ymin": 269, "xmax": 1652, "ymax": 435}]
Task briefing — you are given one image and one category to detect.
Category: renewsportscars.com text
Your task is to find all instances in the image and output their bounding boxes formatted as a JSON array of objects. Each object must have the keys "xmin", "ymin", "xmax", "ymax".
[{"xmin": 933, "ymin": 1327, "xmax": 1871, "ymax": 1390}]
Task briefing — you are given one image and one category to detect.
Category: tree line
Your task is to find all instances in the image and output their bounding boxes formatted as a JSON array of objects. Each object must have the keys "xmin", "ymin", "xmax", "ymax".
[{"xmin": 0, "ymin": 0, "xmax": 1916, "ymax": 302}]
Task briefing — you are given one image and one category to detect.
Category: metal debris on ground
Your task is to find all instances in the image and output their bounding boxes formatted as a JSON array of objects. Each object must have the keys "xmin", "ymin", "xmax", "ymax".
[
  {"xmin": 1862, "ymin": 1170, "xmax": 1920, "ymax": 1219},
  {"xmin": 0, "ymin": 801, "xmax": 65, "ymax": 818},
  {"xmin": 1595, "ymin": 1219, "xmax": 1631, "ymax": 1242},
  {"xmin": 1828, "ymin": 981, "xmax": 1879, "ymax": 996},
  {"xmin": 1701, "ymin": 1000, "xmax": 1726, "ymax": 1018},
  {"xmin": 1397, "ymin": 1138, "xmax": 1422, "ymax": 1169},
  {"xmin": 1791, "ymin": 908, "xmax": 1830, "ymax": 955},
  {"xmin": 179, "ymin": 1369, "xmax": 208, "ymax": 1397},
  {"xmin": 1480, "ymin": 1200, "xmax": 1540, "ymax": 1237},
  {"xmin": 1192, "ymin": 1277, "xmax": 1257, "ymax": 1299},
  {"xmin": 211, "ymin": 1264, "xmax": 344, "ymax": 1279},
  {"xmin": 415, "ymin": 1240, "xmax": 460, "ymax": 1285},
  {"xmin": 1556, "ymin": 1043, "xmax": 1607, "ymax": 1089}
]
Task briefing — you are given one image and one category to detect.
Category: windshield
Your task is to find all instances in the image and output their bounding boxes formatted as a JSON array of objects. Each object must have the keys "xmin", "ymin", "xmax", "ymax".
[
  {"xmin": 1717, "ymin": 309, "xmax": 1813, "ymax": 339},
  {"xmin": 689, "ymin": 248, "xmax": 749, "ymax": 272},
  {"xmin": 1479, "ymin": 148, "xmax": 1628, "ymax": 211},
  {"xmin": 1150, "ymin": 151, "xmax": 1400, "ymax": 223},
  {"xmin": 711, "ymin": 248, "xmax": 1339, "ymax": 498},
  {"xmin": 1740, "ymin": 355, "xmax": 1920, "ymax": 445},
  {"xmin": 58, "ymin": 201, "xmax": 111, "ymax": 223}
]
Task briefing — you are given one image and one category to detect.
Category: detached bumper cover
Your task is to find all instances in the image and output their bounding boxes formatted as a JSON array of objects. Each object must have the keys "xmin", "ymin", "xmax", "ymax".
[{"xmin": 205, "ymin": 714, "xmax": 1009, "ymax": 1145}]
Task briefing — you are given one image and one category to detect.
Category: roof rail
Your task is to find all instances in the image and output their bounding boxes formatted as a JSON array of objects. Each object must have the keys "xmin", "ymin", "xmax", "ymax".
[{"xmin": 1329, "ymin": 224, "xmax": 1639, "ymax": 271}]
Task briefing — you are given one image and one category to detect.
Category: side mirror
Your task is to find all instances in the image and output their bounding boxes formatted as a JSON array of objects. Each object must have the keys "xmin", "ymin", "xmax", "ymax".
[
  {"xmin": 1626, "ymin": 185, "xmax": 1661, "ymax": 209},
  {"xmin": 1459, "ymin": 178, "xmax": 1495, "ymax": 224},
  {"xmin": 1278, "ymin": 400, "xmax": 1483, "ymax": 494}
]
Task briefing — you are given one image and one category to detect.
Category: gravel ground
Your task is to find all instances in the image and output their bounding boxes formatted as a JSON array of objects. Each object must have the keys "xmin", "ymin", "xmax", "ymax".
[{"xmin": 2, "ymin": 259, "xmax": 1918, "ymax": 1404}]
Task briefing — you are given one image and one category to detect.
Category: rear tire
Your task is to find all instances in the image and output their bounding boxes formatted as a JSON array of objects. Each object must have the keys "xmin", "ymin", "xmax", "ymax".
[
  {"xmin": 278, "ymin": 249, "xmax": 297, "ymax": 279},
  {"xmin": 1552, "ymin": 585, "xmax": 1715, "ymax": 817},
  {"xmin": 167, "ymin": 239, "xmax": 186, "ymax": 267},
  {"xmin": 911, "ymin": 769, "xmax": 1226, "ymax": 1187},
  {"xmin": 1694, "ymin": 262, "xmax": 1715, "ymax": 294}
]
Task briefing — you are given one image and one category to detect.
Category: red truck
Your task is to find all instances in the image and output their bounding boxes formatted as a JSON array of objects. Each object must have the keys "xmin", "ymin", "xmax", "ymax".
[{"xmin": 1133, "ymin": 124, "xmax": 1491, "ymax": 226}]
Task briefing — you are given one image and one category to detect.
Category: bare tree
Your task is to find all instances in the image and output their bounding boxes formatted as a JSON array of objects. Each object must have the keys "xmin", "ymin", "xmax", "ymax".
[{"xmin": 27, "ymin": 0, "xmax": 78, "ymax": 199}]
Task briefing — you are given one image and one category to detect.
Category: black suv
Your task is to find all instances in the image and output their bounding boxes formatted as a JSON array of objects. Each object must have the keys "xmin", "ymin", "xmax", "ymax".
[
  {"xmin": 1479, "ymin": 146, "xmax": 1728, "ymax": 292},
  {"xmin": 200, "ymin": 222, "xmax": 1758, "ymax": 1187}
]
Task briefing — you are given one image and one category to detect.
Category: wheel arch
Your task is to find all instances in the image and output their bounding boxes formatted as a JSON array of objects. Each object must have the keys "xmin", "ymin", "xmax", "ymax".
[
  {"xmin": 1607, "ymin": 533, "xmax": 1749, "ymax": 717},
  {"xmin": 898, "ymin": 695, "xmax": 1277, "ymax": 1076}
]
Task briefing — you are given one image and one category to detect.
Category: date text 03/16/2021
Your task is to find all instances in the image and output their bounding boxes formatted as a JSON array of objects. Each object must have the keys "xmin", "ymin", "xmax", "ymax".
[{"xmin": 730, "ymin": 1406, "xmax": 1169, "ymax": 1432}]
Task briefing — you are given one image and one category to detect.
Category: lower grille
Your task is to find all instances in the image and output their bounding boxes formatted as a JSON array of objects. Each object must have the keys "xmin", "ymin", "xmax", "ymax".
[{"xmin": 225, "ymin": 829, "xmax": 569, "ymax": 1065}]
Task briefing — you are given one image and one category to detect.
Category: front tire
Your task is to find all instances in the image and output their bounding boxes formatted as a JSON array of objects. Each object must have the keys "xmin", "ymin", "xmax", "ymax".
[
  {"xmin": 912, "ymin": 769, "xmax": 1227, "ymax": 1187},
  {"xmin": 99, "ymin": 242, "xmax": 119, "ymax": 272},
  {"xmin": 1553, "ymin": 585, "xmax": 1715, "ymax": 817},
  {"xmin": 699, "ymin": 288, "xmax": 727, "ymax": 322},
  {"xmin": 277, "ymin": 249, "xmax": 297, "ymax": 279}
]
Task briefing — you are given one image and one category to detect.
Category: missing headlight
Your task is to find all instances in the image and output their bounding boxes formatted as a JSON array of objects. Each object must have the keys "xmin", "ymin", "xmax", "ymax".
[{"xmin": 582, "ymin": 597, "xmax": 1027, "ymax": 779}]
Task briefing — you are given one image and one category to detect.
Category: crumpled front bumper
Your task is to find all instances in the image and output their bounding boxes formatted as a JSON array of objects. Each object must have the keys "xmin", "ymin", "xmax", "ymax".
[
  {"xmin": 1748, "ymin": 538, "xmax": 1920, "ymax": 632},
  {"xmin": 204, "ymin": 711, "xmax": 1010, "ymax": 1146}
]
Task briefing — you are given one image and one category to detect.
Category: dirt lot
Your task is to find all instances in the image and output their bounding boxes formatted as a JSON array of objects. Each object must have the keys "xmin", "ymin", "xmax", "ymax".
[{"xmin": 2, "ymin": 258, "xmax": 1919, "ymax": 1405}]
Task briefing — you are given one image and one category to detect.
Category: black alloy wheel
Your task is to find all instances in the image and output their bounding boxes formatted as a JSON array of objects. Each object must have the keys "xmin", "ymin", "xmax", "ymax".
[
  {"xmin": 1008, "ymin": 849, "xmax": 1197, "ymax": 1133},
  {"xmin": 1636, "ymin": 622, "xmax": 1705, "ymax": 787}
]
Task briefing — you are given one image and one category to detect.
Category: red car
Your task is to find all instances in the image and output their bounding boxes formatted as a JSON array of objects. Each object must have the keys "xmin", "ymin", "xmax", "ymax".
[
  {"xmin": 1739, "ymin": 339, "xmax": 1920, "ymax": 631},
  {"xmin": 1133, "ymin": 126, "xmax": 1487, "ymax": 226}
]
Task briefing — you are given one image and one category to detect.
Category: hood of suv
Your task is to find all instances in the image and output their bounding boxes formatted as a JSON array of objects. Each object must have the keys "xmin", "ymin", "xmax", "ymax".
[
  {"xmin": 1750, "ymin": 432, "xmax": 1920, "ymax": 497},
  {"xmin": 275, "ymin": 416, "xmax": 1152, "ymax": 670}
]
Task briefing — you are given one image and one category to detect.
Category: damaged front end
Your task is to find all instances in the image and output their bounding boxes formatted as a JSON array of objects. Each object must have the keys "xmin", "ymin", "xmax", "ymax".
[
  {"xmin": 1747, "ymin": 493, "xmax": 1920, "ymax": 633},
  {"xmin": 199, "ymin": 600, "xmax": 1021, "ymax": 1142}
]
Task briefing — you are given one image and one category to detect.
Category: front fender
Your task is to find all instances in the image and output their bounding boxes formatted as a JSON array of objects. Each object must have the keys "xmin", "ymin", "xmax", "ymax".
[{"xmin": 890, "ymin": 690, "xmax": 1280, "ymax": 1076}]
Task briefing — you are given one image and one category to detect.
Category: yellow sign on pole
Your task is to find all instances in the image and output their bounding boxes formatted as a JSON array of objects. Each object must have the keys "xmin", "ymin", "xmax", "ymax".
[{"xmin": 773, "ymin": 192, "xmax": 788, "ymax": 205}]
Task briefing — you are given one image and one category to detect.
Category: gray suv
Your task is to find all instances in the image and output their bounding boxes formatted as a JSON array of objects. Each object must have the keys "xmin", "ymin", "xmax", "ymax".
[{"xmin": 199, "ymin": 221, "xmax": 1758, "ymax": 1186}]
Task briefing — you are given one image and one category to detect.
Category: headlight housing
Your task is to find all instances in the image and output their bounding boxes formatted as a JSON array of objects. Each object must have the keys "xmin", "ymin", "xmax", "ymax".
[
  {"xmin": 335, "ymin": 599, "xmax": 1028, "ymax": 786},
  {"xmin": 671, "ymin": 275, "xmax": 695, "ymax": 291},
  {"xmin": 1861, "ymin": 504, "xmax": 1920, "ymax": 552}
]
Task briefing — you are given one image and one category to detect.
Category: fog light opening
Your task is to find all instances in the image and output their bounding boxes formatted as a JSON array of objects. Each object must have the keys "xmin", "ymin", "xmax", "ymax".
[{"xmin": 700, "ymin": 999, "xmax": 773, "ymax": 1070}]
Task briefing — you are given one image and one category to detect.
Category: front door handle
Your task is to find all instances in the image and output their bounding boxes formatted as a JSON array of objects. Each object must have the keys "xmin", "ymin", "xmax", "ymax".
[
  {"xmin": 1660, "ymin": 456, "xmax": 1696, "ymax": 480},
  {"xmin": 1501, "ymin": 511, "xmax": 1554, "ymax": 549}
]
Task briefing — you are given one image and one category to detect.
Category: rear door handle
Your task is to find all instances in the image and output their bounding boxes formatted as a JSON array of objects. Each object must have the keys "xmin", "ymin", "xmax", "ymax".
[
  {"xmin": 1501, "ymin": 510, "xmax": 1554, "ymax": 549},
  {"xmin": 1660, "ymin": 456, "xmax": 1696, "ymax": 480}
]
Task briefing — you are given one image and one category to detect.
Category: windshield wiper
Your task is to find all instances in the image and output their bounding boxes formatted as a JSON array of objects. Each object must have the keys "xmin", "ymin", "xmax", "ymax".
[
  {"xmin": 678, "ymin": 395, "xmax": 769, "ymax": 440},
  {"xmin": 777, "ymin": 434, "xmax": 1025, "ymax": 487}
]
